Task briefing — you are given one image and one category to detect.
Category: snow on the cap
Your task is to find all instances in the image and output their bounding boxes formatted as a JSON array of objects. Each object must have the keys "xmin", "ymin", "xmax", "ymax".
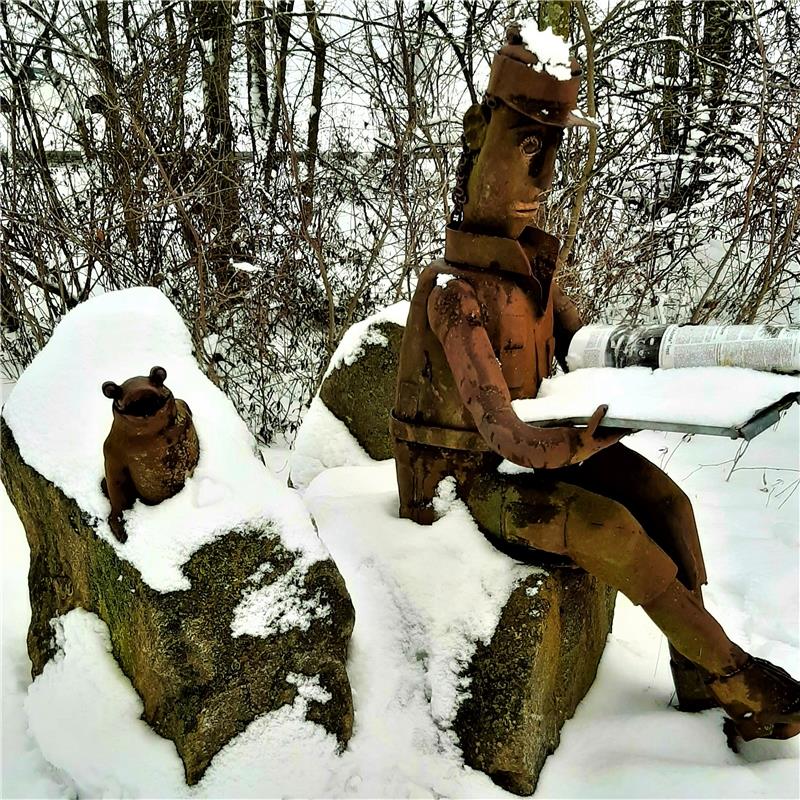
[{"xmin": 518, "ymin": 21, "xmax": 573, "ymax": 82}]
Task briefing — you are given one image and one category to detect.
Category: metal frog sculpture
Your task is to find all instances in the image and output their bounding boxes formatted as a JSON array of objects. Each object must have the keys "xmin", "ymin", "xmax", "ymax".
[
  {"xmin": 391, "ymin": 25, "xmax": 800, "ymax": 745},
  {"xmin": 102, "ymin": 366, "xmax": 199, "ymax": 543}
]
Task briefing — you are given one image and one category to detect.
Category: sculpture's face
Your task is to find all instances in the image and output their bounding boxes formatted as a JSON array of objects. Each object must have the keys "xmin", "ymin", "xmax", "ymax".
[
  {"xmin": 103, "ymin": 366, "xmax": 173, "ymax": 419},
  {"xmin": 462, "ymin": 103, "xmax": 564, "ymax": 239}
]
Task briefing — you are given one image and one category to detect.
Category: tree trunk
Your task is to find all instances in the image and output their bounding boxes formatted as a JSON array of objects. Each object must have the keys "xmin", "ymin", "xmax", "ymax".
[
  {"xmin": 702, "ymin": 0, "xmax": 734, "ymax": 123},
  {"xmin": 246, "ymin": 0, "xmax": 270, "ymax": 146},
  {"xmin": 265, "ymin": 1, "xmax": 292, "ymax": 184},
  {"xmin": 660, "ymin": 1, "xmax": 682, "ymax": 154},
  {"xmin": 192, "ymin": 0, "xmax": 240, "ymax": 294},
  {"xmin": 303, "ymin": 0, "xmax": 326, "ymax": 219}
]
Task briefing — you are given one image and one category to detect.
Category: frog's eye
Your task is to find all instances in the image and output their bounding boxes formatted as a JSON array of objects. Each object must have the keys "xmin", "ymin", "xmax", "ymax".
[{"xmin": 520, "ymin": 135, "xmax": 542, "ymax": 159}]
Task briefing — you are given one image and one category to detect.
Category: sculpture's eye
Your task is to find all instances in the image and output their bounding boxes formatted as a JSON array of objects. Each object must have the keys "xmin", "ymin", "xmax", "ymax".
[{"xmin": 520, "ymin": 135, "xmax": 541, "ymax": 159}]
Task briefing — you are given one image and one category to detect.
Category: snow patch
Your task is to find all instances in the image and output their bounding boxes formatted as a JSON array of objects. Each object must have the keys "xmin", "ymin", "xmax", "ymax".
[
  {"xmin": 290, "ymin": 395, "xmax": 375, "ymax": 490},
  {"xmin": 324, "ymin": 300, "xmax": 410, "ymax": 378},
  {"xmin": 431, "ymin": 475, "xmax": 458, "ymax": 517},
  {"xmin": 498, "ymin": 460, "xmax": 536, "ymax": 475},
  {"xmin": 231, "ymin": 562, "xmax": 331, "ymax": 638},
  {"xmin": 230, "ymin": 259, "xmax": 261, "ymax": 273},
  {"xmin": 518, "ymin": 22, "xmax": 573, "ymax": 82},
  {"xmin": 305, "ymin": 462, "xmax": 542, "ymax": 732},
  {"xmin": 286, "ymin": 672, "xmax": 332, "ymax": 705},
  {"xmin": 436, "ymin": 272, "xmax": 456, "ymax": 288},
  {"xmin": 25, "ymin": 609, "xmax": 187, "ymax": 798}
]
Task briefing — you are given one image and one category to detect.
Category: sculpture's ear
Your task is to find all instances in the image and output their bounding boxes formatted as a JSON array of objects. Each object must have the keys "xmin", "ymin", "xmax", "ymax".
[
  {"xmin": 102, "ymin": 381, "xmax": 122, "ymax": 400},
  {"xmin": 149, "ymin": 366, "xmax": 167, "ymax": 387},
  {"xmin": 463, "ymin": 103, "xmax": 488, "ymax": 152}
]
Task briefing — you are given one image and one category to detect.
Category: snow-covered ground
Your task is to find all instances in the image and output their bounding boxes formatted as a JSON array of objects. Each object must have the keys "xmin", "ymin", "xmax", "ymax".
[{"xmin": 3, "ymin": 399, "xmax": 799, "ymax": 797}]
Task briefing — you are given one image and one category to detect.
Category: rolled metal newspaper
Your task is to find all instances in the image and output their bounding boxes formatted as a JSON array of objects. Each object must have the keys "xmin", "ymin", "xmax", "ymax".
[{"xmin": 567, "ymin": 324, "xmax": 800, "ymax": 374}]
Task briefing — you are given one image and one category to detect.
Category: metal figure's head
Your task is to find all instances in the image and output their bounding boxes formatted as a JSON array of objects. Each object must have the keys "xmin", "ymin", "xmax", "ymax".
[
  {"xmin": 102, "ymin": 366, "xmax": 174, "ymax": 421},
  {"xmin": 458, "ymin": 24, "xmax": 595, "ymax": 239}
]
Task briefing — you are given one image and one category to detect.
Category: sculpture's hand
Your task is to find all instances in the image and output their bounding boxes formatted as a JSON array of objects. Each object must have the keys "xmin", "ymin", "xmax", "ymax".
[{"xmin": 564, "ymin": 404, "xmax": 630, "ymax": 465}]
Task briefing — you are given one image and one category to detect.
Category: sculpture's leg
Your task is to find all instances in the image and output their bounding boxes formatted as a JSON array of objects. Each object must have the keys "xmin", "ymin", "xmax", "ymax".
[
  {"xmin": 463, "ymin": 472, "xmax": 800, "ymax": 740},
  {"xmin": 554, "ymin": 443, "xmax": 714, "ymax": 710}
]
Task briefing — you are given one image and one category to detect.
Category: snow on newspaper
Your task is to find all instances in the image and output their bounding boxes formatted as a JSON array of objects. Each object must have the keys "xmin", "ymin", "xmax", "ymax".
[{"xmin": 514, "ymin": 324, "xmax": 800, "ymax": 439}]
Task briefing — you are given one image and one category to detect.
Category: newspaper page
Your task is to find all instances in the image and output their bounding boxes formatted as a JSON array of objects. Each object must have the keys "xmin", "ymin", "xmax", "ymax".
[
  {"xmin": 568, "ymin": 324, "xmax": 800, "ymax": 374},
  {"xmin": 659, "ymin": 324, "xmax": 800, "ymax": 372}
]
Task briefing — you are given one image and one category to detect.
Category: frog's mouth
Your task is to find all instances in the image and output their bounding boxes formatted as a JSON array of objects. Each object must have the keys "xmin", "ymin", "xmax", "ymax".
[{"xmin": 118, "ymin": 392, "xmax": 168, "ymax": 418}]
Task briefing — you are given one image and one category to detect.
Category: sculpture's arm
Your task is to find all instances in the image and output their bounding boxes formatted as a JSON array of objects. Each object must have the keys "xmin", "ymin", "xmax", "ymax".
[
  {"xmin": 552, "ymin": 282, "xmax": 583, "ymax": 372},
  {"xmin": 428, "ymin": 279, "xmax": 623, "ymax": 469},
  {"xmin": 103, "ymin": 441, "xmax": 136, "ymax": 543}
]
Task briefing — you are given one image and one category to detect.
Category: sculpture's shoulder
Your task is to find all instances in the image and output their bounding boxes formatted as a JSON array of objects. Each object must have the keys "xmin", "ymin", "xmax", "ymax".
[
  {"xmin": 416, "ymin": 257, "xmax": 484, "ymax": 302},
  {"xmin": 417, "ymin": 258, "xmax": 450, "ymax": 288}
]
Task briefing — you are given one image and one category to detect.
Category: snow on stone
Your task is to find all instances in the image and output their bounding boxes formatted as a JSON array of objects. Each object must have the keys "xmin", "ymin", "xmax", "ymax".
[
  {"xmin": 305, "ymin": 462, "xmax": 540, "ymax": 734},
  {"xmin": 518, "ymin": 21, "xmax": 573, "ymax": 82},
  {"xmin": 286, "ymin": 672, "xmax": 332, "ymax": 705},
  {"xmin": 1, "ymin": 287, "xmax": 328, "ymax": 592},
  {"xmin": 290, "ymin": 396, "xmax": 375, "ymax": 490},
  {"xmin": 324, "ymin": 300, "xmax": 410, "ymax": 378},
  {"xmin": 292, "ymin": 301, "xmax": 411, "ymax": 489},
  {"xmin": 514, "ymin": 366, "xmax": 799, "ymax": 430},
  {"xmin": 231, "ymin": 562, "xmax": 331, "ymax": 638},
  {"xmin": 25, "ymin": 609, "xmax": 187, "ymax": 798}
]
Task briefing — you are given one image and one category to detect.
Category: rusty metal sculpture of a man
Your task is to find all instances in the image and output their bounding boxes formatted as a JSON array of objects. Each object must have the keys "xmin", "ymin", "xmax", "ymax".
[{"xmin": 391, "ymin": 26, "xmax": 800, "ymax": 744}]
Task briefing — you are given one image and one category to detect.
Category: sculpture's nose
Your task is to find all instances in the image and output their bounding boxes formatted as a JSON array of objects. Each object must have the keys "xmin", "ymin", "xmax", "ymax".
[{"xmin": 531, "ymin": 144, "xmax": 558, "ymax": 190}]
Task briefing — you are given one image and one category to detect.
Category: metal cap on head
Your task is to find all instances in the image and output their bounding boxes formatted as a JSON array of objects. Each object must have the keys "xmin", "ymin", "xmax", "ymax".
[{"xmin": 485, "ymin": 24, "xmax": 597, "ymax": 129}]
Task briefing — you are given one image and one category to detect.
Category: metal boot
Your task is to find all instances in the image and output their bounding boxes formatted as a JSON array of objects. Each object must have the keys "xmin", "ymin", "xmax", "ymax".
[{"xmin": 706, "ymin": 656, "xmax": 800, "ymax": 744}]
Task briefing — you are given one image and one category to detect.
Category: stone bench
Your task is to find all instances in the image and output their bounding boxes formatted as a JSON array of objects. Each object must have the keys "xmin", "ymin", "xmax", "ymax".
[{"xmin": 291, "ymin": 306, "xmax": 616, "ymax": 796}]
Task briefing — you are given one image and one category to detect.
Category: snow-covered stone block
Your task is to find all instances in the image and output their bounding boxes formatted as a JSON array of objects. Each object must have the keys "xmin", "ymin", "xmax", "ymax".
[
  {"xmin": 0, "ymin": 288, "xmax": 354, "ymax": 784},
  {"xmin": 291, "ymin": 302, "xmax": 408, "ymax": 488}
]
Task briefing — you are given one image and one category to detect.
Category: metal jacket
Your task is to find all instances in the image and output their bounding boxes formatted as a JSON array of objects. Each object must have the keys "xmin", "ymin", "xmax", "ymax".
[
  {"xmin": 392, "ymin": 224, "xmax": 565, "ymax": 522},
  {"xmin": 394, "ymin": 225, "xmax": 559, "ymax": 439}
]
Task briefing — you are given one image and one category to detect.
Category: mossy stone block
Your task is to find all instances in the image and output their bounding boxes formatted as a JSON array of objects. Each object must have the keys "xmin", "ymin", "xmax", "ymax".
[
  {"xmin": 1, "ymin": 418, "xmax": 354, "ymax": 785},
  {"xmin": 319, "ymin": 321, "xmax": 403, "ymax": 461}
]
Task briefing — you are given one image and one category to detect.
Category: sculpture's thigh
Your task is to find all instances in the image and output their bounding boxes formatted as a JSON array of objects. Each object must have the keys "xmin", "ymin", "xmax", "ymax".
[
  {"xmin": 464, "ymin": 472, "xmax": 678, "ymax": 606},
  {"xmin": 559, "ymin": 444, "xmax": 707, "ymax": 590}
]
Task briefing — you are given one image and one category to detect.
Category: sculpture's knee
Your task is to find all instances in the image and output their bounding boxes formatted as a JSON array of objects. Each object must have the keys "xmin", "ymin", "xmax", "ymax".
[
  {"xmin": 564, "ymin": 495, "xmax": 678, "ymax": 606},
  {"xmin": 465, "ymin": 474, "xmax": 572, "ymax": 556}
]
